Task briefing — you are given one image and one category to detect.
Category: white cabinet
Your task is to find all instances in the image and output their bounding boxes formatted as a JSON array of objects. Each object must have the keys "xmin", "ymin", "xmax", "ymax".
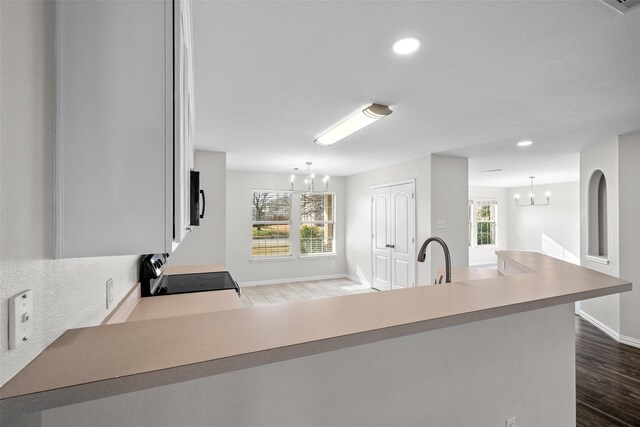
[
  {"xmin": 174, "ymin": 0, "xmax": 196, "ymax": 248},
  {"xmin": 55, "ymin": 0, "xmax": 194, "ymax": 258}
]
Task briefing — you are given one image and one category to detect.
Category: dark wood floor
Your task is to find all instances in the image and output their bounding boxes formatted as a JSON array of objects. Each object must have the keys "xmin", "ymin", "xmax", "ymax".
[{"xmin": 576, "ymin": 316, "xmax": 640, "ymax": 426}]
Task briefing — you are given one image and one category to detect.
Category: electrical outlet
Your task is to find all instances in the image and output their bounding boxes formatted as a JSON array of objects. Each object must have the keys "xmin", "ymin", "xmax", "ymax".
[
  {"xmin": 9, "ymin": 290, "xmax": 33, "ymax": 349},
  {"xmin": 106, "ymin": 278, "xmax": 114, "ymax": 309},
  {"xmin": 331, "ymin": 260, "xmax": 336, "ymax": 267},
  {"xmin": 506, "ymin": 416, "xmax": 516, "ymax": 427},
  {"xmin": 436, "ymin": 219, "xmax": 447, "ymax": 229}
]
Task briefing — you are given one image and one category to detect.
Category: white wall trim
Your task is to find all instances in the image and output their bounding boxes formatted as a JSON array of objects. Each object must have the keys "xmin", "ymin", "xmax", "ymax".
[
  {"xmin": 370, "ymin": 178, "xmax": 416, "ymax": 190},
  {"xmin": 585, "ymin": 255, "xmax": 610, "ymax": 265},
  {"xmin": 578, "ymin": 310, "xmax": 640, "ymax": 349},
  {"xmin": 240, "ymin": 274, "xmax": 354, "ymax": 287}
]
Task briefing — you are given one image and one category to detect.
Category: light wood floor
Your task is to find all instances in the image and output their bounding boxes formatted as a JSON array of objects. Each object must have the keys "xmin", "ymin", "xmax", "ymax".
[{"xmin": 240, "ymin": 278, "xmax": 376, "ymax": 307}]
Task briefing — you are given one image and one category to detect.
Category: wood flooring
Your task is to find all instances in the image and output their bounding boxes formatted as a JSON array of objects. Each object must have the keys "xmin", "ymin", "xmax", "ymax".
[{"xmin": 576, "ymin": 316, "xmax": 640, "ymax": 426}]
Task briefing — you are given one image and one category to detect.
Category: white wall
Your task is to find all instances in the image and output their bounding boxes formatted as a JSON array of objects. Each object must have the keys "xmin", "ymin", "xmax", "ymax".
[
  {"xmin": 617, "ymin": 132, "xmax": 640, "ymax": 341},
  {"xmin": 37, "ymin": 304, "xmax": 576, "ymax": 427},
  {"xmin": 468, "ymin": 186, "xmax": 508, "ymax": 266},
  {"xmin": 0, "ymin": 1, "xmax": 139, "ymax": 386},
  {"xmin": 168, "ymin": 150, "xmax": 226, "ymax": 267},
  {"xmin": 225, "ymin": 171, "xmax": 346, "ymax": 284},
  {"xmin": 430, "ymin": 155, "xmax": 469, "ymax": 273},
  {"xmin": 345, "ymin": 156, "xmax": 431, "ymax": 286},
  {"xmin": 507, "ymin": 181, "xmax": 580, "ymax": 263},
  {"xmin": 579, "ymin": 138, "xmax": 620, "ymax": 334}
]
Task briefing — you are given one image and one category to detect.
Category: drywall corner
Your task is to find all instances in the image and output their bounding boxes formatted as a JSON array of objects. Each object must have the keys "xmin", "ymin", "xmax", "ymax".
[{"xmin": 430, "ymin": 155, "xmax": 469, "ymax": 273}]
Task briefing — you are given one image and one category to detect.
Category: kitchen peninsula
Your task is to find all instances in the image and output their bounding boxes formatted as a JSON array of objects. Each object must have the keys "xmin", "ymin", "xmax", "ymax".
[{"xmin": 0, "ymin": 252, "xmax": 631, "ymax": 426}]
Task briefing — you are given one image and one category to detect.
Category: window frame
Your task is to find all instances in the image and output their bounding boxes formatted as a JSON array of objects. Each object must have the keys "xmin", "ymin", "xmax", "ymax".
[
  {"xmin": 468, "ymin": 199, "xmax": 473, "ymax": 247},
  {"xmin": 250, "ymin": 190, "xmax": 293, "ymax": 259},
  {"xmin": 474, "ymin": 200, "xmax": 498, "ymax": 247},
  {"xmin": 468, "ymin": 199, "xmax": 498, "ymax": 248},
  {"xmin": 299, "ymin": 192, "xmax": 337, "ymax": 257}
]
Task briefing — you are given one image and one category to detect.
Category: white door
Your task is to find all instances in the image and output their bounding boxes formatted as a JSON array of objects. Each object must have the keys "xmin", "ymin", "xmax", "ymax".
[
  {"xmin": 390, "ymin": 183, "xmax": 415, "ymax": 288},
  {"xmin": 372, "ymin": 187, "xmax": 391, "ymax": 291},
  {"xmin": 372, "ymin": 181, "xmax": 416, "ymax": 291}
]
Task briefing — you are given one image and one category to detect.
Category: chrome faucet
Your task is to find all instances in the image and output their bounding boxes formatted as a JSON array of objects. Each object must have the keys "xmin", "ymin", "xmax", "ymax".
[{"xmin": 417, "ymin": 236, "xmax": 452, "ymax": 284}]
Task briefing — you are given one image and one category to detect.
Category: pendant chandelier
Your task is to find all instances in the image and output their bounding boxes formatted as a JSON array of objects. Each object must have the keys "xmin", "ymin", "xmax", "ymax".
[
  {"xmin": 514, "ymin": 176, "xmax": 550, "ymax": 207},
  {"xmin": 290, "ymin": 162, "xmax": 329, "ymax": 193}
]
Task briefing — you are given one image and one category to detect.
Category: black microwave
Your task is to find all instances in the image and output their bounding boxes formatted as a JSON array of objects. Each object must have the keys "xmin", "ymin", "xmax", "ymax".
[{"xmin": 190, "ymin": 170, "xmax": 205, "ymax": 226}]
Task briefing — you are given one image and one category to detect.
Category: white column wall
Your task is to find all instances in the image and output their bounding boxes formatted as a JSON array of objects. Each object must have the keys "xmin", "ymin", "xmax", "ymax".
[
  {"xmin": 618, "ymin": 131, "xmax": 640, "ymax": 342},
  {"xmin": 430, "ymin": 155, "xmax": 469, "ymax": 273},
  {"xmin": 579, "ymin": 137, "xmax": 620, "ymax": 334}
]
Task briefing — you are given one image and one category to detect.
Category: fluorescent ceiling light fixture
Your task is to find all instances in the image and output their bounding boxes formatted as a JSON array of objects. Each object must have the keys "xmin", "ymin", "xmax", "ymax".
[
  {"xmin": 393, "ymin": 38, "xmax": 420, "ymax": 55},
  {"xmin": 517, "ymin": 140, "xmax": 533, "ymax": 147},
  {"xmin": 314, "ymin": 104, "xmax": 393, "ymax": 146}
]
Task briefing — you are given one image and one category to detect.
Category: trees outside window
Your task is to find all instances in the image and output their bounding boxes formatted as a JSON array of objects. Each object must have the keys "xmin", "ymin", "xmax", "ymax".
[{"xmin": 251, "ymin": 191, "xmax": 291, "ymax": 257}]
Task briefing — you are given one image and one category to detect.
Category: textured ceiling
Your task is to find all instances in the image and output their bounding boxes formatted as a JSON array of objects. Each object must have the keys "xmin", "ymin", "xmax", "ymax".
[{"xmin": 193, "ymin": 0, "xmax": 640, "ymax": 186}]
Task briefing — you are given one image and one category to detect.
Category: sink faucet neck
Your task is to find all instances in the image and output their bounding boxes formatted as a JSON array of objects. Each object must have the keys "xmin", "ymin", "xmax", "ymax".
[{"xmin": 417, "ymin": 236, "xmax": 452, "ymax": 284}]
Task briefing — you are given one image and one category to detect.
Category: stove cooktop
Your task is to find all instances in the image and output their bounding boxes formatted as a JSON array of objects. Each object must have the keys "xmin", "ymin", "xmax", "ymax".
[{"xmin": 152, "ymin": 271, "xmax": 240, "ymax": 296}]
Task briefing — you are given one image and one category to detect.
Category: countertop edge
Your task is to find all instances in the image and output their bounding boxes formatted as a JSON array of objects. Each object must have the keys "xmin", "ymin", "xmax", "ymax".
[
  {"xmin": 0, "ymin": 253, "xmax": 633, "ymax": 418},
  {"xmin": 1, "ymin": 280, "xmax": 631, "ymax": 417}
]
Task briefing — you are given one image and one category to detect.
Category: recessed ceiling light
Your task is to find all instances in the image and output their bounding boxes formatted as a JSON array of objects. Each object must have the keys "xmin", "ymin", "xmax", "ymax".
[
  {"xmin": 393, "ymin": 38, "xmax": 420, "ymax": 55},
  {"xmin": 517, "ymin": 140, "xmax": 533, "ymax": 147}
]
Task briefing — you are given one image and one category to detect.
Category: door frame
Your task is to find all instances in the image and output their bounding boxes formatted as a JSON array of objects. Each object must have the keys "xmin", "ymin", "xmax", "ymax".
[{"xmin": 371, "ymin": 179, "xmax": 417, "ymax": 289}]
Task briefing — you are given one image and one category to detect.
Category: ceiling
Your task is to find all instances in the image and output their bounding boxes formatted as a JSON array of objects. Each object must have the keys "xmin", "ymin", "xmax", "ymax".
[{"xmin": 193, "ymin": 0, "xmax": 640, "ymax": 186}]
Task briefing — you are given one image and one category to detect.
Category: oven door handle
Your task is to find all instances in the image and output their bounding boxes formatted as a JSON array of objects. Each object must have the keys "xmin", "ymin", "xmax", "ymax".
[{"xmin": 199, "ymin": 189, "xmax": 206, "ymax": 219}]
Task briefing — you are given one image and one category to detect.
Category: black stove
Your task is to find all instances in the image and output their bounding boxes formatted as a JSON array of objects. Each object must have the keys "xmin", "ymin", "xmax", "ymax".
[{"xmin": 140, "ymin": 254, "xmax": 240, "ymax": 297}]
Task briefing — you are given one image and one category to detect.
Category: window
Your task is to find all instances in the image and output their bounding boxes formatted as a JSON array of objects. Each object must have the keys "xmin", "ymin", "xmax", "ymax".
[
  {"xmin": 476, "ymin": 200, "xmax": 497, "ymax": 246},
  {"xmin": 251, "ymin": 191, "xmax": 291, "ymax": 257},
  {"xmin": 300, "ymin": 193, "xmax": 335, "ymax": 255},
  {"xmin": 468, "ymin": 199, "xmax": 473, "ymax": 247}
]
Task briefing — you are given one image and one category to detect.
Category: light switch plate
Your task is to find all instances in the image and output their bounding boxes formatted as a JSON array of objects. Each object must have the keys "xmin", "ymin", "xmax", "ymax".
[
  {"xmin": 436, "ymin": 219, "xmax": 447, "ymax": 229},
  {"xmin": 9, "ymin": 290, "xmax": 33, "ymax": 349}
]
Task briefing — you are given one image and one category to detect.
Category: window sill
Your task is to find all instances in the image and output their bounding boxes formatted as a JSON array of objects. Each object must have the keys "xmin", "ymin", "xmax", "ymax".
[
  {"xmin": 299, "ymin": 253, "xmax": 337, "ymax": 259},
  {"xmin": 250, "ymin": 256, "xmax": 294, "ymax": 263},
  {"xmin": 586, "ymin": 255, "xmax": 610, "ymax": 265}
]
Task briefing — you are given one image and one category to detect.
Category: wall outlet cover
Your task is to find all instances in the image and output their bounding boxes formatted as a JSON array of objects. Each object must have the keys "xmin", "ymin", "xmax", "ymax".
[
  {"xmin": 9, "ymin": 290, "xmax": 34, "ymax": 350},
  {"xmin": 506, "ymin": 416, "xmax": 516, "ymax": 427},
  {"xmin": 436, "ymin": 219, "xmax": 447, "ymax": 229}
]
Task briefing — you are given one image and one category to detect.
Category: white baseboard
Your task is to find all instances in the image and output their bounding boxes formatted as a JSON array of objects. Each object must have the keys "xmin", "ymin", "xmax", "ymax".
[
  {"xmin": 240, "ymin": 274, "xmax": 351, "ymax": 287},
  {"xmin": 578, "ymin": 310, "xmax": 640, "ymax": 349}
]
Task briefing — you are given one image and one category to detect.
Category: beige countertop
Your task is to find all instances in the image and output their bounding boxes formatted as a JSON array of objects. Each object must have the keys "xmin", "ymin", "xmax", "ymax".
[
  {"xmin": 126, "ymin": 290, "xmax": 243, "ymax": 323},
  {"xmin": 101, "ymin": 264, "xmax": 239, "ymax": 325},
  {"xmin": 0, "ymin": 252, "xmax": 632, "ymax": 416},
  {"xmin": 437, "ymin": 266, "xmax": 502, "ymax": 282}
]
